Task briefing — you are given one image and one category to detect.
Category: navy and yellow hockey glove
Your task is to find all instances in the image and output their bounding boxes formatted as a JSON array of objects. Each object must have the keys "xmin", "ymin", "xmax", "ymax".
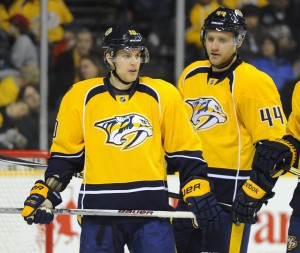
[
  {"xmin": 22, "ymin": 180, "xmax": 62, "ymax": 225},
  {"xmin": 232, "ymin": 170, "xmax": 275, "ymax": 225},
  {"xmin": 182, "ymin": 177, "xmax": 223, "ymax": 231},
  {"xmin": 253, "ymin": 138, "xmax": 297, "ymax": 178}
]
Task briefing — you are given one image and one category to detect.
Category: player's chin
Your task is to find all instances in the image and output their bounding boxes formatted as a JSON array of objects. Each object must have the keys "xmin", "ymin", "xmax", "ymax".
[
  {"xmin": 127, "ymin": 72, "xmax": 138, "ymax": 81},
  {"xmin": 209, "ymin": 54, "xmax": 220, "ymax": 62}
]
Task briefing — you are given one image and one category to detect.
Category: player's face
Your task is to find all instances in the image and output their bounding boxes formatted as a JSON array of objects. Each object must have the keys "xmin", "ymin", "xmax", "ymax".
[
  {"xmin": 114, "ymin": 48, "xmax": 141, "ymax": 82},
  {"xmin": 205, "ymin": 30, "xmax": 237, "ymax": 70}
]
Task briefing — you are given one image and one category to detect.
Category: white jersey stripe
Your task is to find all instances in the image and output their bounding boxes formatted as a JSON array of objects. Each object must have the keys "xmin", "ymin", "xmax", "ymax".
[{"xmin": 79, "ymin": 186, "xmax": 168, "ymax": 195}]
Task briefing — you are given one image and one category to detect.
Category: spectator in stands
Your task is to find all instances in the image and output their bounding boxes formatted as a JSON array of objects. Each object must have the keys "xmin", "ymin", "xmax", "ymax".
[
  {"xmin": 0, "ymin": 27, "xmax": 9, "ymax": 70},
  {"xmin": 0, "ymin": 63, "xmax": 40, "ymax": 106},
  {"xmin": 185, "ymin": 0, "xmax": 221, "ymax": 64},
  {"xmin": 50, "ymin": 27, "xmax": 95, "ymax": 110},
  {"xmin": 15, "ymin": 84, "xmax": 40, "ymax": 149},
  {"xmin": 221, "ymin": 0, "xmax": 268, "ymax": 9},
  {"xmin": 250, "ymin": 35, "xmax": 296, "ymax": 91},
  {"xmin": 123, "ymin": 0, "xmax": 175, "ymax": 56},
  {"xmin": 5, "ymin": 13, "xmax": 38, "ymax": 70},
  {"xmin": 19, "ymin": 84, "xmax": 40, "ymax": 113},
  {"xmin": 9, "ymin": 0, "xmax": 74, "ymax": 45},
  {"xmin": 260, "ymin": 0, "xmax": 297, "ymax": 61},
  {"xmin": 0, "ymin": 0, "xmax": 13, "ymax": 33},
  {"xmin": 52, "ymin": 23, "xmax": 77, "ymax": 65},
  {"xmin": 238, "ymin": 4, "xmax": 267, "ymax": 62},
  {"xmin": 79, "ymin": 55, "xmax": 106, "ymax": 81},
  {"xmin": 0, "ymin": 101, "xmax": 29, "ymax": 149},
  {"xmin": 288, "ymin": 0, "xmax": 300, "ymax": 57}
]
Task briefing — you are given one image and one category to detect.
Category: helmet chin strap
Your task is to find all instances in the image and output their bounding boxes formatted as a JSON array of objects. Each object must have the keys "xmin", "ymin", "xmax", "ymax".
[{"xmin": 111, "ymin": 63, "xmax": 132, "ymax": 85}]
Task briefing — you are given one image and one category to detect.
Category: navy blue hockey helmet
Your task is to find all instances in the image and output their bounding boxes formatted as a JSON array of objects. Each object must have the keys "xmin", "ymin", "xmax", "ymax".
[
  {"xmin": 201, "ymin": 7, "xmax": 248, "ymax": 44},
  {"xmin": 102, "ymin": 25, "xmax": 150, "ymax": 64}
]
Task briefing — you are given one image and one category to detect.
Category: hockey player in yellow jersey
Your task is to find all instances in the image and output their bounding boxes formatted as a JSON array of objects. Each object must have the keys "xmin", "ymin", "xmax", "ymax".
[
  {"xmin": 21, "ymin": 25, "xmax": 225, "ymax": 252},
  {"xmin": 285, "ymin": 81, "xmax": 300, "ymax": 252},
  {"xmin": 172, "ymin": 7, "xmax": 297, "ymax": 253}
]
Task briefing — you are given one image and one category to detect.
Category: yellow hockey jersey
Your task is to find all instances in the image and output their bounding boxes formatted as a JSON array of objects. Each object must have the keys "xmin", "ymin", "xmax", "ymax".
[
  {"xmin": 287, "ymin": 81, "xmax": 300, "ymax": 142},
  {"xmin": 178, "ymin": 58, "xmax": 287, "ymax": 204},
  {"xmin": 46, "ymin": 75, "xmax": 207, "ymax": 221}
]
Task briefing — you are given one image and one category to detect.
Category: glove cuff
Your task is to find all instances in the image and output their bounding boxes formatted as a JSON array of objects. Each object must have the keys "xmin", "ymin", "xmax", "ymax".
[
  {"xmin": 182, "ymin": 178, "xmax": 211, "ymax": 202},
  {"xmin": 48, "ymin": 189, "xmax": 62, "ymax": 207},
  {"xmin": 284, "ymin": 135, "xmax": 300, "ymax": 167},
  {"xmin": 271, "ymin": 138, "xmax": 298, "ymax": 167}
]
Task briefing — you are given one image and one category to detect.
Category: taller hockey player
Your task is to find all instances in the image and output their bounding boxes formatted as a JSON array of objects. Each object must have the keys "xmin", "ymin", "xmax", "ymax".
[
  {"xmin": 21, "ymin": 26, "xmax": 224, "ymax": 253},
  {"xmin": 285, "ymin": 81, "xmax": 300, "ymax": 252},
  {"xmin": 173, "ymin": 7, "xmax": 297, "ymax": 253}
]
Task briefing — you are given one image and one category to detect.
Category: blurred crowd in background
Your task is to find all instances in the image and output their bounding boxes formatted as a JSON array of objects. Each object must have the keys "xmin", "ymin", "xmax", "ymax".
[{"xmin": 0, "ymin": 0, "xmax": 299, "ymax": 150}]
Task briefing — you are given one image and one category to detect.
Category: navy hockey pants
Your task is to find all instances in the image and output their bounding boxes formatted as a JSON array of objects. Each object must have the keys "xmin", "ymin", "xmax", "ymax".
[
  {"xmin": 80, "ymin": 219, "xmax": 176, "ymax": 253},
  {"xmin": 287, "ymin": 212, "xmax": 300, "ymax": 252},
  {"xmin": 287, "ymin": 183, "xmax": 300, "ymax": 252},
  {"xmin": 173, "ymin": 200, "xmax": 251, "ymax": 253}
]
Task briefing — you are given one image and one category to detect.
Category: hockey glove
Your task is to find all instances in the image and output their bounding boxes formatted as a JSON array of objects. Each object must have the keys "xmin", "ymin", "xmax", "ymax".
[
  {"xmin": 253, "ymin": 138, "xmax": 297, "ymax": 178},
  {"xmin": 284, "ymin": 135, "xmax": 300, "ymax": 167},
  {"xmin": 22, "ymin": 180, "xmax": 62, "ymax": 225},
  {"xmin": 182, "ymin": 177, "xmax": 223, "ymax": 231},
  {"xmin": 232, "ymin": 170, "xmax": 275, "ymax": 225}
]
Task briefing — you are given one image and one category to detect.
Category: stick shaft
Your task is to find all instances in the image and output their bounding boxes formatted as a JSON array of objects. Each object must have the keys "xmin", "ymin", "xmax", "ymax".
[
  {"xmin": 0, "ymin": 154, "xmax": 47, "ymax": 168},
  {"xmin": 290, "ymin": 166, "xmax": 300, "ymax": 176},
  {"xmin": 1, "ymin": 152, "xmax": 299, "ymax": 177},
  {"xmin": 0, "ymin": 208, "xmax": 196, "ymax": 219}
]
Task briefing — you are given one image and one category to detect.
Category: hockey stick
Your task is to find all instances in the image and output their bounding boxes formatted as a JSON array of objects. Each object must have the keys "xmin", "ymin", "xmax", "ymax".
[
  {"xmin": 288, "ymin": 167, "xmax": 300, "ymax": 176},
  {"xmin": 1, "ymin": 153, "xmax": 300, "ymax": 177},
  {"xmin": 0, "ymin": 207, "xmax": 196, "ymax": 219},
  {"xmin": 0, "ymin": 153, "xmax": 47, "ymax": 168}
]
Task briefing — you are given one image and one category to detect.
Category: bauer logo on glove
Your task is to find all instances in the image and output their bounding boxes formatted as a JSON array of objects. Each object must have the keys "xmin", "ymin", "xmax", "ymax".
[
  {"xmin": 182, "ymin": 177, "xmax": 224, "ymax": 231},
  {"xmin": 22, "ymin": 180, "xmax": 62, "ymax": 225},
  {"xmin": 182, "ymin": 180, "xmax": 210, "ymax": 201}
]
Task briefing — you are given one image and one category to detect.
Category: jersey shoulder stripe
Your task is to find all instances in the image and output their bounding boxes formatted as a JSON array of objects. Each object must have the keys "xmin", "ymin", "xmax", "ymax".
[
  {"xmin": 139, "ymin": 76, "xmax": 183, "ymax": 106},
  {"xmin": 85, "ymin": 84, "xmax": 107, "ymax": 105},
  {"xmin": 137, "ymin": 83, "xmax": 159, "ymax": 103}
]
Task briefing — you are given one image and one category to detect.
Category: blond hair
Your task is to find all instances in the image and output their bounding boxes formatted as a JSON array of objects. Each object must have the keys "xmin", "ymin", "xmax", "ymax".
[{"xmin": 20, "ymin": 64, "xmax": 40, "ymax": 86}]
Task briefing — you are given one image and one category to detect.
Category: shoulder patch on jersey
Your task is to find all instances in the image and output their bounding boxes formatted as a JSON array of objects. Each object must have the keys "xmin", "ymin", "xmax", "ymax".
[
  {"xmin": 94, "ymin": 113, "xmax": 153, "ymax": 150},
  {"xmin": 185, "ymin": 97, "xmax": 227, "ymax": 130}
]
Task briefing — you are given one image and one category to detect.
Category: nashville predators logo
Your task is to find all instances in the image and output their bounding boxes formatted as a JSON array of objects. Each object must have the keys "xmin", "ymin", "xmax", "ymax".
[
  {"xmin": 287, "ymin": 236, "xmax": 298, "ymax": 251},
  {"xmin": 185, "ymin": 97, "xmax": 227, "ymax": 130},
  {"xmin": 94, "ymin": 113, "xmax": 153, "ymax": 150}
]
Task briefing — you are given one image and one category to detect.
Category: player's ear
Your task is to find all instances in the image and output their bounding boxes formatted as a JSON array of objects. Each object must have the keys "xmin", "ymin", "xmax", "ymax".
[
  {"xmin": 105, "ymin": 53, "xmax": 111, "ymax": 64},
  {"xmin": 105, "ymin": 53, "xmax": 115, "ymax": 70}
]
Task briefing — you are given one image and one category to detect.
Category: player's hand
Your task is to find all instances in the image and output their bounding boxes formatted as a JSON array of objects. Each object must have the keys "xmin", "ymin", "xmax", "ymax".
[
  {"xmin": 182, "ymin": 177, "xmax": 224, "ymax": 231},
  {"xmin": 253, "ymin": 138, "xmax": 297, "ymax": 178},
  {"xmin": 22, "ymin": 180, "xmax": 62, "ymax": 225},
  {"xmin": 232, "ymin": 171, "xmax": 275, "ymax": 225}
]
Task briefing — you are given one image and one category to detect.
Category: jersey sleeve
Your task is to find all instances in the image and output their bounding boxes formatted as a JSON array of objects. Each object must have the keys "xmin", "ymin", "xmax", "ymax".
[
  {"xmin": 237, "ymin": 72, "xmax": 287, "ymax": 143},
  {"xmin": 287, "ymin": 81, "xmax": 300, "ymax": 141},
  {"xmin": 160, "ymin": 82, "xmax": 208, "ymax": 184},
  {"xmin": 46, "ymin": 84, "xmax": 85, "ymax": 190}
]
